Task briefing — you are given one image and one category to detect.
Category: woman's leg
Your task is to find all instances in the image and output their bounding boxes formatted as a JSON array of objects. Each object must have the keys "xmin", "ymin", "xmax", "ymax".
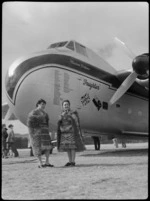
[
  {"xmin": 45, "ymin": 150, "xmax": 50, "ymax": 164},
  {"xmin": 44, "ymin": 150, "xmax": 54, "ymax": 167},
  {"xmin": 71, "ymin": 149, "xmax": 76, "ymax": 163},
  {"xmin": 64, "ymin": 150, "xmax": 72, "ymax": 166},
  {"xmin": 67, "ymin": 150, "xmax": 72, "ymax": 163},
  {"xmin": 37, "ymin": 155, "xmax": 43, "ymax": 166}
]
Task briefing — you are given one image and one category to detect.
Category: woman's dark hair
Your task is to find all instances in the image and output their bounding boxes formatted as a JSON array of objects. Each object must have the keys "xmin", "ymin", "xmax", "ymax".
[
  {"xmin": 36, "ymin": 99, "xmax": 46, "ymax": 107},
  {"xmin": 62, "ymin": 99, "xmax": 70, "ymax": 106}
]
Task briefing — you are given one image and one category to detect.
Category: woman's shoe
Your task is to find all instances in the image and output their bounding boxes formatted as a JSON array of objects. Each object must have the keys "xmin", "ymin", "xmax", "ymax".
[
  {"xmin": 38, "ymin": 164, "xmax": 46, "ymax": 168},
  {"xmin": 44, "ymin": 163, "xmax": 54, "ymax": 167},
  {"xmin": 64, "ymin": 162, "xmax": 71, "ymax": 166},
  {"xmin": 71, "ymin": 162, "xmax": 76, "ymax": 166}
]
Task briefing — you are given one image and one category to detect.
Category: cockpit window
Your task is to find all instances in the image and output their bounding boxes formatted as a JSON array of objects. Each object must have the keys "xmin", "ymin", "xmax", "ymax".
[
  {"xmin": 75, "ymin": 42, "xmax": 88, "ymax": 57},
  {"xmin": 48, "ymin": 40, "xmax": 88, "ymax": 57},
  {"xmin": 66, "ymin": 41, "xmax": 74, "ymax": 51},
  {"xmin": 48, "ymin": 41, "xmax": 68, "ymax": 49}
]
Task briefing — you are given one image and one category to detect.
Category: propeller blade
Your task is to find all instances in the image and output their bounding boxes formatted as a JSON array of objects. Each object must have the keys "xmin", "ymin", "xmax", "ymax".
[
  {"xmin": 114, "ymin": 37, "xmax": 136, "ymax": 60},
  {"xmin": 109, "ymin": 71, "xmax": 137, "ymax": 105}
]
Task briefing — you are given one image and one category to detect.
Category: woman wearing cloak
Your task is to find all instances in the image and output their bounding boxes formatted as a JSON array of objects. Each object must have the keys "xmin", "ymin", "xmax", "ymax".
[
  {"xmin": 57, "ymin": 100, "xmax": 85, "ymax": 166},
  {"xmin": 27, "ymin": 99, "xmax": 53, "ymax": 168}
]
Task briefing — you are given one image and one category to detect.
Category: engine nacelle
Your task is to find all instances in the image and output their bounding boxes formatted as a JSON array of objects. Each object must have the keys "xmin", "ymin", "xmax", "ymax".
[{"xmin": 132, "ymin": 53, "xmax": 149, "ymax": 79}]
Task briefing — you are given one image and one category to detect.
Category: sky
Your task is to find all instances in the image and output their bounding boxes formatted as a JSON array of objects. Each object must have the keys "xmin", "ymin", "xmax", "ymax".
[{"xmin": 2, "ymin": 2, "xmax": 149, "ymax": 104}]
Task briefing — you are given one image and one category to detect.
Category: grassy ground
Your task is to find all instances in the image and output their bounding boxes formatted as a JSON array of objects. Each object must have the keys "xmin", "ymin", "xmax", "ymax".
[{"xmin": 2, "ymin": 143, "xmax": 148, "ymax": 199}]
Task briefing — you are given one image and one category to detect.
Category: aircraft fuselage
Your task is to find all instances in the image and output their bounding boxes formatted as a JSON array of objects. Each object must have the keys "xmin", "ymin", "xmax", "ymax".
[{"xmin": 5, "ymin": 43, "xmax": 148, "ymax": 137}]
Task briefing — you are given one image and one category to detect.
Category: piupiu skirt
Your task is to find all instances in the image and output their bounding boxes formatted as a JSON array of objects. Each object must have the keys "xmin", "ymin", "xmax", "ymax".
[
  {"xmin": 59, "ymin": 131, "xmax": 77, "ymax": 152},
  {"xmin": 28, "ymin": 126, "xmax": 52, "ymax": 156}
]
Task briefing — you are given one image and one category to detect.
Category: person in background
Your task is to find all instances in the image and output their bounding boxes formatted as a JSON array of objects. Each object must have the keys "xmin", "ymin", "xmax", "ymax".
[
  {"xmin": 92, "ymin": 136, "xmax": 100, "ymax": 150},
  {"xmin": 2, "ymin": 124, "xmax": 8, "ymax": 158},
  {"xmin": 121, "ymin": 139, "xmax": 127, "ymax": 148},
  {"xmin": 27, "ymin": 99, "xmax": 54, "ymax": 168},
  {"xmin": 6, "ymin": 124, "xmax": 19, "ymax": 157},
  {"xmin": 112, "ymin": 138, "xmax": 119, "ymax": 148},
  {"xmin": 57, "ymin": 100, "xmax": 85, "ymax": 167}
]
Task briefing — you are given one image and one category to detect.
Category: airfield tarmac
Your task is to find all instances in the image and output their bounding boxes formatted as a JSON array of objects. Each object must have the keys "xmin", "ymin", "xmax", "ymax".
[{"xmin": 2, "ymin": 142, "xmax": 148, "ymax": 200}]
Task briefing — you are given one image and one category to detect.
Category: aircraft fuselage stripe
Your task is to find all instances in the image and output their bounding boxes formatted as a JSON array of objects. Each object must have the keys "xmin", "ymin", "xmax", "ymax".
[
  {"xmin": 13, "ymin": 65, "xmax": 148, "ymax": 106},
  {"xmin": 5, "ymin": 54, "xmax": 148, "ymax": 104}
]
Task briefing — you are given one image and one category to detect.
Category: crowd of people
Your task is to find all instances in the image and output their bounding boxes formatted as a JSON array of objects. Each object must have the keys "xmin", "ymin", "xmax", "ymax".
[
  {"xmin": 2, "ymin": 123, "xmax": 19, "ymax": 158},
  {"xmin": 2, "ymin": 99, "xmax": 85, "ymax": 167}
]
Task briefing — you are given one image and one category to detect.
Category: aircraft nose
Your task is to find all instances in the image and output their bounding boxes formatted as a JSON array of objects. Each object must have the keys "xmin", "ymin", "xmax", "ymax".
[
  {"xmin": 5, "ymin": 52, "xmax": 55, "ymax": 104},
  {"xmin": 5, "ymin": 55, "xmax": 36, "ymax": 103},
  {"xmin": 5, "ymin": 51, "xmax": 60, "ymax": 104},
  {"xmin": 5, "ymin": 57, "xmax": 24, "ymax": 103}
]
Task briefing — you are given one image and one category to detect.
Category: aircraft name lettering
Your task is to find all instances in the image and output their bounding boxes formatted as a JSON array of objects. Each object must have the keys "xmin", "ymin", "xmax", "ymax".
[
  {"xmin": 83, "ymin": 79, "xmax": 100, "ymax": 90},
  {"xmin": 70, "ymin": 59, "xmax": 80, "ymax": 67},
  {"xmin": 70, "ymin": 59, "xmax": 90, "ymax": 70},
  {"xmin": 81, "ymin": 93, "xmax": 90, "ymax": 106}
]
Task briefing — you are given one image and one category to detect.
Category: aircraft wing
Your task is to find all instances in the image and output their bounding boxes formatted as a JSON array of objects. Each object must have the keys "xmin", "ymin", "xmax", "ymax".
[
  {"xmin": 82, "ymin": 129, "xmax": 148, "ymax": 140},
  {"xmin": 121, "ymin": 131, "xmax": 148, "ymax": 138}
]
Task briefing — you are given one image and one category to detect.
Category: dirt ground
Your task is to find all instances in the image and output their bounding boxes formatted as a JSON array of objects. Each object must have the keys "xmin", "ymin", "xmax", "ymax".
[{"xmin": 2, "ymin": 143, "xmax": 148, "ymax": 200}]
